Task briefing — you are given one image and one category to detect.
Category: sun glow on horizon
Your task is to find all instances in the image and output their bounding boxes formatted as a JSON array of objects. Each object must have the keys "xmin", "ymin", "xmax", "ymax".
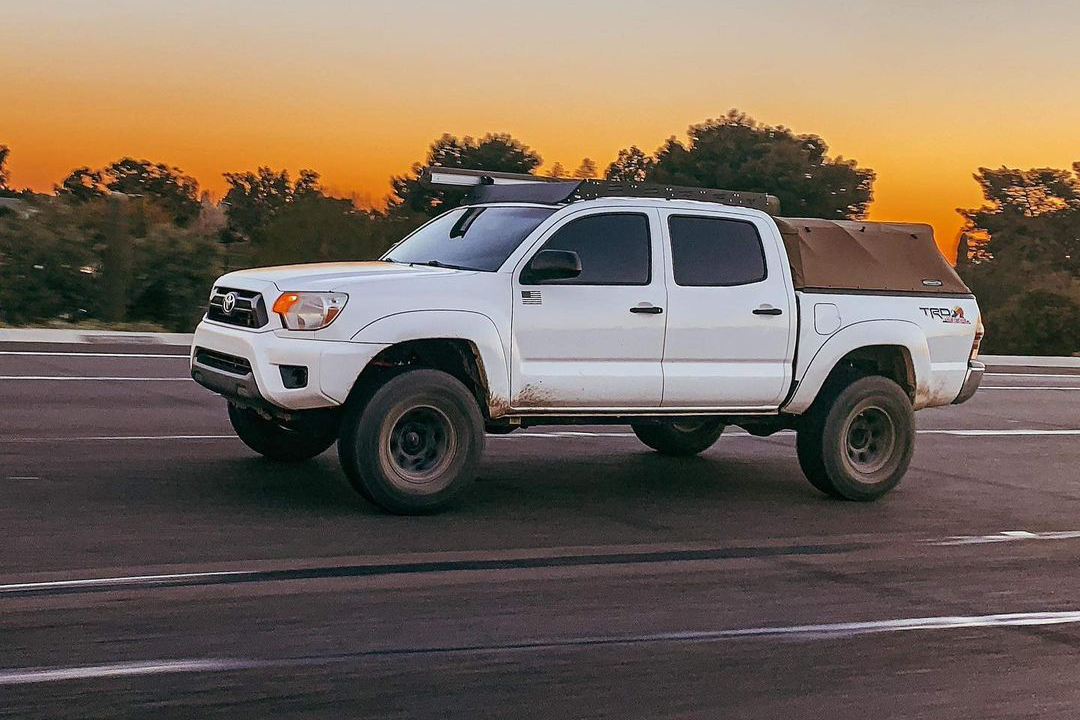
[{"xmin": 6, "ymin": 1, "xmax": 1079, "ymax": 262}]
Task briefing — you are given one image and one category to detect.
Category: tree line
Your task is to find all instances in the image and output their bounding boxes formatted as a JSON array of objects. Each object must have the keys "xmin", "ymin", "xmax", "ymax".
[{"xmin": 0, "ymin": 110, "xmax": 1076, "ymax": 355}]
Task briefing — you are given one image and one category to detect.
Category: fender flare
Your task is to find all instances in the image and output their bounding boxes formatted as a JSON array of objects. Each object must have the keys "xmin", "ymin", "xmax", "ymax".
[
  {"xmin": 783, "ymin": 320, "xmax": 931, "ymax": 414},
  {"xmin": 351, "ymin": 310, "xmax": 510, "ymax": 416}
]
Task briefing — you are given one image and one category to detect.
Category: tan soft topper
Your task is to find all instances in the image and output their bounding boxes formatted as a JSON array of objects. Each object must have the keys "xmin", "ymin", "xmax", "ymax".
[{"xmin": 775, "ymin": 218, "xmax": 970, "ymax": 294}]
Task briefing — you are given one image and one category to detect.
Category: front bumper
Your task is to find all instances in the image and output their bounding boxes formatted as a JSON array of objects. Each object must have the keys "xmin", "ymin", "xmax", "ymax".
[
  {"xmin": 952, "ymin": 360, "xmax": 985, "ymax": 404},
  {"xmin": 189, "ymin": 320, "xmax": 388, "ymax": 411}
]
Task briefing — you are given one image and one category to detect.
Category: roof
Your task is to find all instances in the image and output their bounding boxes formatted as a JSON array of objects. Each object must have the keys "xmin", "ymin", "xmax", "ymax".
[{"xmin": 775, "ymin": 217, "xmax": 970, "ymax": 295}]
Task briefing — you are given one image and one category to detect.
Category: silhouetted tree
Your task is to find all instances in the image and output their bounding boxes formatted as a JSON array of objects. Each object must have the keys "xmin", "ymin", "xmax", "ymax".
[
  {"xmin": 56, "ymin": 167, "xmax": 106, "ymax": 201},
  {"xmin": 389, "ymin": 133, "xmax": 542, "ymax": 217},
  {"xmin": 255, "ymin": 195, "xmax": 399, "ymax": 266},
  {"xmin": 54, "ymin": 158, "xmax": 200, "ymax": 224},
  {"xmin": 956, "ymin": 163, "xmax": 1080, "ymax": 355},
  {"xmin": 102, "ymin": 158, "xmax": 200, "ymax": 224},
  {"xmin": 573, "ymin": 158, "xmax": 598, "ymax": 179},
  {"xmin": 546, "ymin": 162, "xmax": 567, "ymax": 178},
  {"xmin": 221, "ymin": 166, "xmax": 325, "ymax": 240},
  {"xmin": 958, "ymin": 165, "xmax": 1080, "ymax": 273},
  {"xmin": 610, "ymin": 110, "xmax": 875, "ymax": 218},
  {"xmin": 0, "ymin": 145, "xmax": 10, "ymax": 193},
  {"xmin": 605, "ymin": 146, "xmax": 654, "ymax": 183}
]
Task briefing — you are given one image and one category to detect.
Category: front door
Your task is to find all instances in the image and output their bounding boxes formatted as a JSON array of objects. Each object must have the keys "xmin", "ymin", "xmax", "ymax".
[{"xmin": 510, "ymin": 209, "xmax": 666, "ymax": 409}]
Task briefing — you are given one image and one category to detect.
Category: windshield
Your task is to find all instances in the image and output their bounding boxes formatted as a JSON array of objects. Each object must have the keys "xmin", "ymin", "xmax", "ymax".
[{"xmin": 384, "ymin": 206, "xmax": 556, "ymax": 272}]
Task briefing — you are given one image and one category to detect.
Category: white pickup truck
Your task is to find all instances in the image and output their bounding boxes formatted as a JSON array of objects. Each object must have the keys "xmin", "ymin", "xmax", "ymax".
[{"xmin": 191, "ymin": 168, "xmax": 984, "ymax": 513}]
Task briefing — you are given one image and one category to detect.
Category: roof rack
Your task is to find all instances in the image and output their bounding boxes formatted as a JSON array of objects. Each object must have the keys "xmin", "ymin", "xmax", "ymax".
[{"xmin": 420, "ymin": 167, "xmax": 780, "ymax": 214}]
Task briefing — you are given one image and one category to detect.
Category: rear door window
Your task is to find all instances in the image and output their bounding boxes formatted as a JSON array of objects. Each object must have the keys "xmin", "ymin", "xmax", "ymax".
[{"xmin": 668, "ymin": 215, "xmax": 767, "ymax": 286}]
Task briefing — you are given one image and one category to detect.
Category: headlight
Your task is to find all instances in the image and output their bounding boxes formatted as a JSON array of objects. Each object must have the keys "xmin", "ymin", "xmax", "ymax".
[{"xmin": 271, "ymin": 292, "xmax": 348, "ymax": 330}]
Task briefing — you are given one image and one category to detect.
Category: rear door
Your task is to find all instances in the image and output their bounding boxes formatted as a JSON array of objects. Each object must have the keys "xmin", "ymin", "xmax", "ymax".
[
  {"xmin": 659, "ymin": 210, "xmax": 795, "ymax": 409},
  {"xmin": 510, "ymin": 208, "xmax": 667, "ymax": 409}
]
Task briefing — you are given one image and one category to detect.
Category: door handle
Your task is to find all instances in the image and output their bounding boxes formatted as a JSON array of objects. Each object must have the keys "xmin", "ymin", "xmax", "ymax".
[
  {"xmin": 630, "ymin": 305, "xmax": 663, "ymax": 314},
  {"xmin": 753, "ymin": 305, "xmax": 783, "ymax": 316}
]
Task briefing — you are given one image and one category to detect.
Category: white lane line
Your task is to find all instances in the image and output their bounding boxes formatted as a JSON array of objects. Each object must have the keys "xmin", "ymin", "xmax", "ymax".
[
  {"xmin": 6, "ymin": 609, "xmax": 1080, "ymax": 684},
  {"xmin": 917, "ymin": 429, "xmax": 1080, "ymax": 436},
  {"xmin": 931, "ymin": 531, "xmax": 1080, "ymax": 546},
  {"xmin": 5, "ymin": 429, "xmax": 1080, "ymax": 443},
  {"xmin": 0, "ymin": 659, "xmax": 254, "ymax": 686},
  {"xmin": 979, "ymin": 386, "xmax": 1080, "ymax": 391},
  {"xmin": 0, "ymin": 569, "xmax": 252, "ymax": 594},
  {"xmin": 0, "ymin": 434, "xmax": 237, "ymax": 443},
  {"xmin": 5, "ymin": 476, "xmax": 41, "ymax": 481},
  {"xmin": 0, "ymin": 351, "xmax": 188, "ymax": 359},
  {"xmin": 0, "ymin": 376, "xmax": 190, "ymax": 381},
  {"xmin": 986, "ymin": 373, "xmax": 1080, "ymax": 379}
]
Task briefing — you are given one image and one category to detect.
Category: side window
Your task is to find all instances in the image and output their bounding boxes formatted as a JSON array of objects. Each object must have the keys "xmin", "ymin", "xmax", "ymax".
[
  {"xmin": 669, "ymin": 215, "xmax": 767, "ymax": 286},
  {"xmin": 528, "ymin": 213, "xmax": 651, "ymax": 285}
]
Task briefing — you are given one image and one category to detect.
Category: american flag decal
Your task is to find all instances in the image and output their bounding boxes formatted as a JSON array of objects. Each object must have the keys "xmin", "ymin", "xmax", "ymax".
[{"xmin": 521, "ymin": 290, "xmax": 542, "ymax": 305}]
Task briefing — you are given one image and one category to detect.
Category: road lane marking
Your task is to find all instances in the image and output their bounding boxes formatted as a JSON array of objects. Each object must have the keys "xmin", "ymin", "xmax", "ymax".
[
  {"xmin": 986, "ymin": 373, "xmax": 1080, "ymax": 379},
  {"xmin": 0, "ymin": 659, "xmax": 252, "ymax": 686},
  {"xmin": 0, "ymin": 351, "xmax": 188, "ymax": 359},
  {"xmin": 916, "ymin": 429, "xmax": 1080, "ymax": 436},
  {"xmin": 5, "ymin": 429, "xmax": 1080, "ymax": 444},
  {"xmin": 978, "ymin": 386, "xmax": 1080, "ymax": 391},
  {"xmin": 1, "ymin": 434, "xmax": 238, "ymax": 442},
  {"xmin": 931, "ymin": 530, "xmax": 1080, "ymax": 546},
  {"xmin": 0, "ymin": 376, "xmax": 190, "ymax": 381},
  {"xmin": 7, "ymin": 609, "xmax": 1080, "ymax": 684},
  {"xmin": 0, "ymin": 544, "xmax": 863, "ymax": 598}
]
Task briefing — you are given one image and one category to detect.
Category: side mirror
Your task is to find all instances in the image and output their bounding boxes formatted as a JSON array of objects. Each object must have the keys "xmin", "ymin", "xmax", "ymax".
[{"xmin": 525, "ymin": 249, "xmax": 582, "ymax": 283}]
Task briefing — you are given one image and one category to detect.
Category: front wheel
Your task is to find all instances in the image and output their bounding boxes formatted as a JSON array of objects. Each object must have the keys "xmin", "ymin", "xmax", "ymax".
[
  {"xmin": 796, "ymin": 376, "xmax": 915, "ymax": 500},
  {"xmin": 631, "ymin": 419, "xmax": 726, "ymax": 457},
  {"xmin": 227, "ymin": 403, "xmax": 336, "ymax": 462},
  {"xmin": 337, "ymin": 369, "xmax": 485, "ymax": 514}
]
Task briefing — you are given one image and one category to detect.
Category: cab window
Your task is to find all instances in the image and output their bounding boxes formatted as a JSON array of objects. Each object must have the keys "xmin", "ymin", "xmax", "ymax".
[{"xmin": 528, "ymin": 213, "xmax": 651, "ymax": 285}]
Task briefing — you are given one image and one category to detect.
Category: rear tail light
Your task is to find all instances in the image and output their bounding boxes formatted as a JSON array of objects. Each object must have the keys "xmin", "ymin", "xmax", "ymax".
[{"xmin": 970, "ymin": 320, "xmax": 984, "ymax": 361}]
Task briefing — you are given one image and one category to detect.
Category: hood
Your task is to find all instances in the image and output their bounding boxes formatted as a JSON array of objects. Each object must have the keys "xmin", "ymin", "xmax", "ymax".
[{"xmin": 218, "ymin": 261, "xmax": 469, "ymax": 291}]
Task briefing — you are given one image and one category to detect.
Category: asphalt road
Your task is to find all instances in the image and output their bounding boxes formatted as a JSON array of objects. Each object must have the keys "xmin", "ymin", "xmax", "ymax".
[{"xmin": 2, "ymin": 342, "xmax": 1079, "ymax": 719}]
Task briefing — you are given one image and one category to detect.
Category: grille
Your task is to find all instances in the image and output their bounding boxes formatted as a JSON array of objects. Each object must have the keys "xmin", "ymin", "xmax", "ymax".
[
  {"xmin": 194, "ymin": 347, "xmax": 253, "ymax": 376},
  {"xmin": 206, "ymin": 287, "xmax": 269, "ymax": 329}
]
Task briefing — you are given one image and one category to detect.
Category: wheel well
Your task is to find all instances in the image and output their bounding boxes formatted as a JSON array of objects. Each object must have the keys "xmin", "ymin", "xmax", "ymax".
[
  {"xmin": 823, "ymin": 345, "xmax": 916, "ymax": 401},
  {"xmin": 350, "ymin": 339, "xmax": 491, "ymax": 416}
]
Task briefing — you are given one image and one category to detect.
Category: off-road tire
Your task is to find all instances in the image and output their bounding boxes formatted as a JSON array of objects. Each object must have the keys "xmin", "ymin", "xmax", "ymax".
[
  {"xmin": 337, "ymin": 369, "xmax": 485, "ymax": 514},
  {"xmin": 796, "ymin": 376, "xmax": 915, "ymax": 500},
  {"xmin": 228, "ymin": 403, "xmax": 336, "ymax": 462},
  {"xmin": 631, "ymin": 419, "xmax": 726, "ymax": 457}
]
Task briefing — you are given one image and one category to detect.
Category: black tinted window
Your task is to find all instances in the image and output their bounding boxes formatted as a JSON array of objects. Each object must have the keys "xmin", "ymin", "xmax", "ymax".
[
  {"xmin": 385, "ymin": 206, "xmax": 555, "ymax": 272},
  {"xmin": 530, "ymin": 213, "xmax": 650, "ymax": 285},
  {"xmin": 669, "ymin": 216, "xmax": 767, "ymax": 286}
]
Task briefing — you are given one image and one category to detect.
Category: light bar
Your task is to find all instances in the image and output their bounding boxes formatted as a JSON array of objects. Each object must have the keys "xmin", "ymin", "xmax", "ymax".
[{"xmin": 421, "ymin": 167, "xmax": 564, "ymax": 188}]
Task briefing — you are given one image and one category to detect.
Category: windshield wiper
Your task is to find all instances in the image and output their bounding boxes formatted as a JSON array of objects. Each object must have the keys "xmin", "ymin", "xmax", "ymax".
[{"xmin": 416, "ymin": 259, "xmax": 478, "ymax": 271}]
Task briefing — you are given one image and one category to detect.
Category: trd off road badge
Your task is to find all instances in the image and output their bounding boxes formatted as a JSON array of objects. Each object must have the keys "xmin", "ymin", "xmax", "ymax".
[{"xmin": 919, "ymin": 306, "xmax": 971, "ymax": 324}]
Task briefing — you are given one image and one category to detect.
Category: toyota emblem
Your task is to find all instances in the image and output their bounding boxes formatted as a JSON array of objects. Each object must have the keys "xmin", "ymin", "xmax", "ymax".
[{"xmin": 221, "ymin": 292, "xmax": 237, "ymax": 315}]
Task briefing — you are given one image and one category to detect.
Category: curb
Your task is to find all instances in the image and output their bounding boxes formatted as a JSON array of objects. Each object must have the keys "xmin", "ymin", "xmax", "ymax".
[{"xmin": 0, "ymin": 329, "xmax": 194, "ymax": 347}]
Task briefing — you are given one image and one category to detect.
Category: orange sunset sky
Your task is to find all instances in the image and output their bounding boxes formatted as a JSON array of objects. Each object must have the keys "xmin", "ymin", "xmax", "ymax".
[{"xmin": 5, "ymin": 0, "xmax": 1080, "ymax": 259}]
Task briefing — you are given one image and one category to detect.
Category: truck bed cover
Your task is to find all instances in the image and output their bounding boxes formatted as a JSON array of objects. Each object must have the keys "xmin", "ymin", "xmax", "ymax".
[{"xmin": 776, "ymin": 218, "xmax": 970, "ymax": 295}]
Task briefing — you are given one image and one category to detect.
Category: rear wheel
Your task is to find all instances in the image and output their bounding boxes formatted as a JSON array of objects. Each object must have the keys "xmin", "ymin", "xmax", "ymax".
[
  {"xmin": 796, "ymin": 376, "xmax": 915, "ymax": 500},
  {"xmin": 631, "ymin": 419, "xmax": 726, "ymax": 457},
  {"xmin": 227, "ymin": 403, "xmax": 336, "ymax": 462},
  {"xmin": 337, "ymin": 369, "xmax": 485, "ymax": 514}
]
